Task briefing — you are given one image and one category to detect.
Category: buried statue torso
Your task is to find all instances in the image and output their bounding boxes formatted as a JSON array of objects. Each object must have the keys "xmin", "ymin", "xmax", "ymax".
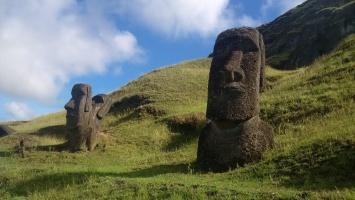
[{"xmin": 197, "ymin": 116, "xmax": 274, "ymax": 172}]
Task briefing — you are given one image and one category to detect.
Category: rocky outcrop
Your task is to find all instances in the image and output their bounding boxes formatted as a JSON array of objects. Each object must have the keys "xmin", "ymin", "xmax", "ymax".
[
  {"xmin": 0, "ymin": 125, "xmax": 16, "ymax": 137},
  {"xmin": 257, "ymin": 0, "xmax": 355, "ymax": 69}
]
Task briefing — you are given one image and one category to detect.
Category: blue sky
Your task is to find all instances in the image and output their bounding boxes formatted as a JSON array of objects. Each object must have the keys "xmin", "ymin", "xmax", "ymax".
[{"xmin": 0, "ymin": 0, "xmax": 306, "ymax": 121}]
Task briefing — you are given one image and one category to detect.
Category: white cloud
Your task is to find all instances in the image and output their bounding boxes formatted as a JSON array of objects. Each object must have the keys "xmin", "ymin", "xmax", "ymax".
[
  {"xmin": 0, "ymin": 0, "xmax": 144, "ymax": 104},
  {"xmin": 235, "ymin": 15, "xmax": 262, "ymax": 27},
  {"xmin": 261, "ymin": 0, "xmax": 306, "ymax": 15},
  {"xmin": 117, "ymin": 0, "xmax": 236, "ymax": 38},
  {"xmin": 4, "ymin": 102, "xmax": 38, "ymax": 120}
]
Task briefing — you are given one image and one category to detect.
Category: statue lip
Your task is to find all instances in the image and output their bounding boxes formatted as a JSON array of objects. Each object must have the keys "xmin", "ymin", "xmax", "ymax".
[
  {"xmin": 224, "ymin": 82, "xmax": 245, "ymax": 90},
  {"xmin": 66, "ymin": 113, "xmax": 75, "ymax": 118}
]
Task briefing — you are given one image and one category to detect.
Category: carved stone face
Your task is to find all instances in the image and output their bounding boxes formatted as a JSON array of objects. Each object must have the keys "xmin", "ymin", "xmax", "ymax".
[
  {"xmin": 206, "ymin": 27, "xmax": 265, "ymax": 122},
  {"xmin": 64, "ymin": 84, "xmax": 92, "ymax": 129}
]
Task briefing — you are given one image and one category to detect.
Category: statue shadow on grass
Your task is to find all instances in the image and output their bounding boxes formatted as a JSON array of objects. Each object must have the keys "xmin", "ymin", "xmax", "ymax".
[
  {"xmin": 7, "ymin": 156, "xmax": 355, "ymax": 198},
  {"xmin": 37, "ymin": 125, "xmax": 68, "ymax": 140},
  {"xmin": 11, "ymin": 125, "xmax": 69, "ymax": 154},
  {"xmin": 116, "ymin": 163, "xmax": 193, "ymax": 178},
  {"xmin": 8, "ymin": 163, "xmax": 194, "ymax": 197},
  {"xmin": 161, "ymin": 113, "xmax": 205, "ymax": 151},
  {"xmin": 8, "ymin": 172, "xmax": 92, "ymax": 197},
  {"xmin": 0, "ymin": 151, "xmax": 14, "ymax": 157},
  {"xmin": 162, "ymin": 131, "xmax": 199, "ymax": 151}
]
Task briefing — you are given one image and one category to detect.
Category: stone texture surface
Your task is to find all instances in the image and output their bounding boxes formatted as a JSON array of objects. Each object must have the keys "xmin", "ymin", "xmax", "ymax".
[
  {"xmin": 64, "ymin": 83, "xmax": 112, "ymax": 152},
  {"xmin": 206, "ymin": 27, "xmax": 266, "ymax": 122},
  {"xmin": 198, "ymin": 117, "xmax": 274, "ymax": 172},
  {"xmin": 197, "ymin": 27, "xmax": 274, "ymax": 172},
  {"xmin": 87, "ymin": 94, "xmax": 112, "ymax": 151}
]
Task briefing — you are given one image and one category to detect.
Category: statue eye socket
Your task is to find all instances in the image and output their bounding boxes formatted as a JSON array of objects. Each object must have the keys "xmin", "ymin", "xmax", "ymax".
[
  {"xmin": 247, "ymin": 45, "xmax": 259, "ymax": 52},
  {"xmin": 72, "ymin": 90, "xmax": 86, "ymax": 97},
  {"xmin": 213, "ymin": 49, "xmax": 226, "ymax": 57},
  {"xmin": 244, "ymin": 39, "xmax": 259, "ymax": 52},
  {"xmin": 228, "ymin": 40, "xmax": 259, "ymax": 52}
]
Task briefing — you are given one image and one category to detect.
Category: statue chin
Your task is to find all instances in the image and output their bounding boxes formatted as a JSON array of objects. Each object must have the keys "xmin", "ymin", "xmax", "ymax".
[{"xmin": 66, "ymin": 116, "xmax": 79, "ymax": 129}]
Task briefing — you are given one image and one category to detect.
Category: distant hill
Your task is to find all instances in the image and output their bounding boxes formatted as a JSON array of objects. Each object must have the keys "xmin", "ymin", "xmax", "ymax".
[{"xmin": 257, "ymin": 0, "xmax": 355, "ymax": 69}]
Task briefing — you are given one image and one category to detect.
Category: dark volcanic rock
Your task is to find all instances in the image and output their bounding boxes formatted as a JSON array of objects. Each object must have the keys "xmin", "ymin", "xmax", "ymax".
[
  {"xmin": 197, "ymin": 27, "xmax": 274, "ymax": 172},
  {"xmin": 198, "ymin": 117, "xmax": 274, "ymax": 172},
  {"xmin": 206, "ymin": 27, "xmax": 266, "ymax": 122},
  {"xmin": 0, "ymin": 125, "xmax": 16, "ymax": 137},
  {"xmin": 64, "ymin": 83, "xmax": 112, "ymax": 152},
  {"xmin": 257, "ymin": 0, "xmax": 355, "ymax": 69}
]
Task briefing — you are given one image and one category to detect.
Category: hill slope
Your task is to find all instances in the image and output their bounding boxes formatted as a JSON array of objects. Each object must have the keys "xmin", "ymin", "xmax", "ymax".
[
  {"xmin": 258, "ymin": 0, "xmax": 355, "ymax": 69},
  {"xmin": 0, "ymin": 34, "xmax": 354, "ymax": 199}
]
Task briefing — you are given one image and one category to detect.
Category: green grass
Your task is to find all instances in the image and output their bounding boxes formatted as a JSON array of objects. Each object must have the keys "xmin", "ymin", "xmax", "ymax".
[
  {"xmin": 0, "ymin": 34, "xmax": 355, "ymax": 199},
  {"xmin": 335, "ymin": 0, "xmax": 355, "ymax": 11},
  {"xmin": 265, "ymin": 53, "xmax": 291, "ymax": 69}
]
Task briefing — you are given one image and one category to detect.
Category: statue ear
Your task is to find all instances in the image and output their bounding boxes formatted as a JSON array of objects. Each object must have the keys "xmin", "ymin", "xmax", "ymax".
[
  {"xmin": 84, "ymin": 86, "xmax": 92, "ymax": 112},
  {"xmin": 259, "ymin": 33, "xmax": 266, "ymax": 93},
  {"xmin": 97, "ymin": 105, "xmax": 109, "ymax": 119},
  {"xmin": 97, "ymin": 96, "xmax": 112, "ymax": 118}
]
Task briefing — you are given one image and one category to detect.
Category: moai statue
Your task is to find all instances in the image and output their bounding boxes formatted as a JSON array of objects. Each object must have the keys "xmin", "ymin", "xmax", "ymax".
[
  {"xmin": 197, "ymin": 27, "xmax": 274, "ymax": 172},
  {"xmin": 65, "ymin": 83, "xmax": 112, "ymax": 152},
  {"xmin": 87, "ymin": 94, "xmax": 112, "ymax": 151}
]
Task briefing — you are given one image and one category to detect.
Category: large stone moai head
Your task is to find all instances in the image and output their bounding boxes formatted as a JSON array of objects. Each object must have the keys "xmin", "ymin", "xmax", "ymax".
[
  {"xmin": 206, "ymin": 27, "xmax": 265, "ymax": 121},
  {"xmin": 65, "ymin": 83, "xmax": 112, "ymax": 152},
  {"xmin": 197, "ymin": 27, "xmax": 273, "ymax": 172},
  {"xmin": 65, "ymin": 84, "xmax": 92, "ymax": 129}
]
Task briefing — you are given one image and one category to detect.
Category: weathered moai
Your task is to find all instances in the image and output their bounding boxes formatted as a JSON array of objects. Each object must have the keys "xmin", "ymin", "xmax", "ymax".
[
  {"xmin": 64, "ymin": 83, "xmax": 112, "ymax": 152},
  {"xmin": 197, "ymin": 27, "xmax": 274, "ymax": 172},
  {"xmin": 87, "ymin": 94, "xmax": 112, "ymax": 151}
]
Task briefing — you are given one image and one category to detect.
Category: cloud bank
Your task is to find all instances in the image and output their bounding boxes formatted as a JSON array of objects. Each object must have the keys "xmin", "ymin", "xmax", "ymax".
[
  {"xmin": 1, "ymin": 0, "xmax": 307, "ymax": 121},
  {"xmin": 117, "ymin": 0, "xmax": 237, "ymax": 38},
  {"xmin": 4, "ymin": 102, "xmax": 38, "ymax": 120},
  {"xmin": 0, "ymin": 0, "xmax": 143, "ymax": 104}
]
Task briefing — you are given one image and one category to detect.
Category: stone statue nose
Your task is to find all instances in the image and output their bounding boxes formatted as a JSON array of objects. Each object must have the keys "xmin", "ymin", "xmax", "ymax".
[
  {"xmin": 224, "ymin": 50, "xmax": 244, "ymax": 82},
  {"xmin": 65, "ymin": 100, "xmax": 75, "ymax": 110},
  {"xmin": 231, "ymin": 70, "xmax": 244, "ymax": 82},
  {"xmin": 225, "ymin": 68, "xmax": 244, "ymax": 83}
]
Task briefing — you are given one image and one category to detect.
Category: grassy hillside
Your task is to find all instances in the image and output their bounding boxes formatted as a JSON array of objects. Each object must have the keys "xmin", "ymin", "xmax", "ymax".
[
  {"xmin": 0, "ymin": 34, "xmax": 354, "ymax": 199},
  {"xmin": 258, "ymin": 0, "xmax": 355, "ymax": 69}
]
